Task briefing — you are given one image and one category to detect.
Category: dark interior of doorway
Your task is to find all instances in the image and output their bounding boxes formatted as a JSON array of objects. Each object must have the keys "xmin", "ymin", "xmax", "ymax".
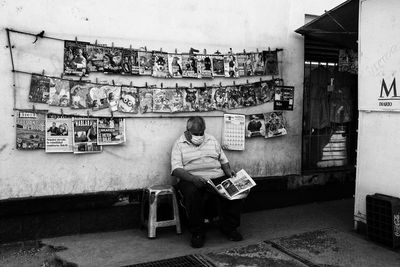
[{"xmin": 302, "ymin": 37, "xmax": 358, "ymax": 172}]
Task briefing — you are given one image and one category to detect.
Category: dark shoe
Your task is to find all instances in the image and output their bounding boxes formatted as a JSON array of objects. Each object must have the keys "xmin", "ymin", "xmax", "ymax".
[
  {"xmin": 221, "ymin": 229, "xmax": 243, "ymax": 241},
  {"xmin": 191, "ymin": 233, "xmax": 205, "ymax": 248}
]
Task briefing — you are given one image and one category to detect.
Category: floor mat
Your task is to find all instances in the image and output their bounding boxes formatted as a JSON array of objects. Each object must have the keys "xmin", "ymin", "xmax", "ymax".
[
  {"xmin": 206, "ymin": 242, "xmax": 307, "ymax": 267},
  {"xmin": 123, "ymin": 254, "xmax": 215, "ymax": 267},
  {"xmin": 270, "ymin": 228, "xmax": 400, "ymax": 267}
]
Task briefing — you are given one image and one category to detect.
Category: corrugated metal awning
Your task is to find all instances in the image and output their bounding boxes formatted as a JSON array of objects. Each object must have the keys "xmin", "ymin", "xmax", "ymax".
[{"xmin": 295, "ymin": 0, "xmax": 358, "ymax": 49}]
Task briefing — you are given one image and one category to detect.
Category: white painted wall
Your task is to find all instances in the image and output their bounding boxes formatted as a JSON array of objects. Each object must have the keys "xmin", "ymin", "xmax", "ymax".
[
  {"xmin": 355, "ymin": 0, "xmax": 400, "ymax": 223},
  {"xmin": 0, "ymin": 0, "xmax": 345, "ymax": 200}
]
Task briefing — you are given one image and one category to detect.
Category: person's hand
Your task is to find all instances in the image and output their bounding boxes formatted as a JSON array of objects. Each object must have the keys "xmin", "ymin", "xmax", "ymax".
[
  {"xmin": 192, "ymin": 175, "xmax": 206, "ymax": 188},
  {"xmin": 228, "ymin": 170, "xmax": 236, "ymax": 178}
]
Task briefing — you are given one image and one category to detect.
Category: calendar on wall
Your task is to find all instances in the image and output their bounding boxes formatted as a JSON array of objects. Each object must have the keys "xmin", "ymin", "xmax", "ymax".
[{"xmin": 222, "ymin": 114, "xmax": 245, "ymax": 151}]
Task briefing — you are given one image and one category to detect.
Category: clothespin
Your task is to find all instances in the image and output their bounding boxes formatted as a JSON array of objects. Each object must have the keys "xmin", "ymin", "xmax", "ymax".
[
  {"xmin": 32, "ymin": 105, "xmax": 36, "ymax": 112},
  {"xmin": 243, "ymin": 49, "xmax": 246, "ymax": 54},
  {"xmin": 96, "ymin": 77, "xmax": 98, "ymax": 84},
  {"xmin": 130, "ymin": 81, "xmax": 133, "ymax": 87},
  {"xmin": 256, "ymin": 48, "xmax": 259, "ymax": 53},
  {"xmin": 246, "ymin": 79, "xmax": 249, "ymax": 84},
  {"xmin": 203, "ymin": 49, "xmax": 207, "ymax": 55},
  {"xmin": 112, "ymin": 42, "xmax": 114, "ymax": 48},
  {"xmin": 145, "ymin": 82, "xmax": 148, "ymax": 87},
  {"xmin": 161, "ymin": 83, "xmax": 163, "ymax": 89},
  {"xmin": 87, "ymin": 110, "xmax": 90, "ymax": 117},
  {"xmin": 175, "ymin": 83, "xmax": 178, "ymax": 88},
  {"xmin": 112, "ymin": 80, "xmax": 115, "ymax": 85},
  {"xmin": 230, "ymin": 48, "xmax": 233, "ymax": 54},
  {"xmin": 204, "ymin": 83, "xmax": 207, "ymax": 89},
  {"xmin": 268, "ymin": 47, "xmax": 271, "ymax": 52},
  {"xmin": 219, "ymin": 82, "xmax": 222, "ymax": 87},
  {"xmin": 190, "ymin": 83, "xmax": 192, "ymax": 88},
  {"xmin": 79, "ymin": 75, "xmax": 83, "ymax": 81},
  {"xmin": 42, "ymin": 69, "xmax": 45, "ymax": 76},
  {"xmin": 260, "ymin": 78, "xmax": 262, "ymax": 82},
  {"xmin": 145, "ymin": 46, "xmax": 147, "ymax": 52},
  {"xmin": 233, "ymin": 81, "xmax": 236, "ymax": 86},
  {"xmin": 110, "ymin": 110, "xmax": 114, "ymax": 118},
  {"xmin": 95, "ymin": 40, "xmax": 98, "ymax": 45},
  {"xmin": 75, "ymin": 37, "xmax": 78, "ymax": 44},
  {"xmin": 175, "ymin": 48, "xmax": 177, "ymax": 54},
  {"xmin": 160, "ymin": 48, "xmax": 163, "ymax": 52},
  {"xmin": 60, "ymin": 73, "xmax": 64, "ymax": 79},
  {"xmin": 60, "ymin": 108, "xmax": 64, "ymax": 115},
  {"xmin": 130, "ymin": 44, "xmax": 132, "ymax": 50}
]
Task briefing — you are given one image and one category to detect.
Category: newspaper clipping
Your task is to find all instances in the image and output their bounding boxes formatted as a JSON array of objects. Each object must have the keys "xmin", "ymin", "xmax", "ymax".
[{"xmin": 45, "ymin": 115, "xmax": 73, "ymax": 153}]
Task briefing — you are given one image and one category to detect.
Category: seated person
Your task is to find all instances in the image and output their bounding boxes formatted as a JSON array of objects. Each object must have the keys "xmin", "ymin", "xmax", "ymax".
[{"xmin": 171, "ymin": 116, "xmax": 243, "ymax": 248}]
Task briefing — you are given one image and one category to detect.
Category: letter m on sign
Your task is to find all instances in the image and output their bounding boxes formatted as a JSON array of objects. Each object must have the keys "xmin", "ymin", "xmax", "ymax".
[{"xmin": 380, "ymin": 78, "xmax": 397, "ymax": 97}]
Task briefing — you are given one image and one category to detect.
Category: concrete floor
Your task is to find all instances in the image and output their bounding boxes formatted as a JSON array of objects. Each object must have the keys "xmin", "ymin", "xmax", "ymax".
[{"xmin": 39, "ymin": 198, "xmax": 400, "ymax": 266}]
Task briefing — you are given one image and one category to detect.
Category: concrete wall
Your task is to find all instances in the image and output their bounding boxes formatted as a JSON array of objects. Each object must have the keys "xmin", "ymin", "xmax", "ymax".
[
  {"xmin": 0, "ymin": 0, "xmax": 345, "ymax": 200},
  {"xmin": 355, "ymin": 0, "xmax": 400, "ymax": 223}
]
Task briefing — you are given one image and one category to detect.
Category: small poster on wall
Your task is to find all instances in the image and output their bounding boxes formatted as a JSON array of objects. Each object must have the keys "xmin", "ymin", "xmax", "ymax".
[
  {"xmin": 152, "ymin": 52, "xmax": 170, "ymax": 78},
  {"xmin": 168, "ymin": 54, "xmax": 183, "ymax": 78},
  {"xmin": 263, "ymin": 50, "xmax": 279, "ymax": 76},
  {"xmin": 139, "ymin": 88, "xmax": 153, "ymax": 113},
  {"xmin": 138, "ymin": 51, "xmax": 153, "ymax": 76},
  {"xmin": 86, "ymin": 44, "xmax": 107, "ymax": 72},
  {"xmin": 72, "ymin": 118, "xmax": 102, "ymax": 154},
  {"xmin": 198, "ymin": 55, "xmax": 213, "ymax": 78},
  {"xmin": 245, "ymin": 114, "xmax": 266, "ymax": 138},
  {"xmin": 222, "ymin": 114, "xmax": 245, "ymax": 151},
  {"xmin": 273, "ymin": 86, "xmax": 294, "ymax": 110},
  {"xmin": 45, "ymin": 115, "xmax": 73, "ymax": 153},
  {"xmin": 224, "ymin": 53, "xmax": 239, "ymax": 78},
  {"xmin": 212, "ymin": 54, "xmax": 225, "ymax": 77},
  {"xmin": 70, "ymin": 81, "xmax": 91, "ymax": 109},
  {"xmin": 118, "ymin": 86, "xmax": 139, "ymax": 113},
  {"xmin": 48, "ymin": 79, "xmax": 70, "ymax": 107},
  {"xmin": 263, "ymin": 111, "xmax": 287, "ymax": 138},
  {"xmin": 103, "ymin": 47, "xmax": 123, "ymax": 74},
  {"xmin": 97, "ymin": 117, "xmax": 126, "ymax": 145},
  {"xmin": 181, "ymin": 54, "xmax": 198, "ymax": 78},
  {"xmin": 15, "ymin": 110, "xmax": 46, "ymax": 150}
]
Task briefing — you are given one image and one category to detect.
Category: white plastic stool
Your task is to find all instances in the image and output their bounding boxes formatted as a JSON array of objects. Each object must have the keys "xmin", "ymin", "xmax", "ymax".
[{"xmin": 141, "ymin": 185, "xmax": 182, "ymax": 238}]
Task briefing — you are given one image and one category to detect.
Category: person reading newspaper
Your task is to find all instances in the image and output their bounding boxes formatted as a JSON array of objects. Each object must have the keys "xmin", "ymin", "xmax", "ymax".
[{"xmin": 171, "ymin": 116, "xmax": 246, "ymax": 248}]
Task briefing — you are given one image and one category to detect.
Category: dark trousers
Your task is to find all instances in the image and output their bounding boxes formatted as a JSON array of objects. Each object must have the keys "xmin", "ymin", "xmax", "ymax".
[{"xmin": 176, "ymin": 176, "xmax": 242, "ymax": 234}]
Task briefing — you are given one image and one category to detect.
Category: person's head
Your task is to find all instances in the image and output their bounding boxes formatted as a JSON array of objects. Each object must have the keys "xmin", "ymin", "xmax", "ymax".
[
  {"xmin": 52, "ymin": 122, "xmax": 57, "ymax": 127},
  {"xmin": 186, "ymin": 116, "xmax": 206, "ymax": 145}
]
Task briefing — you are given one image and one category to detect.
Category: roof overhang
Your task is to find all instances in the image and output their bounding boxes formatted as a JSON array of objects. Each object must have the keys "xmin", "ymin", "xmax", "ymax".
[{"xmin": 295, "ymin": 0, "xmax": 359, "ymax": 49}]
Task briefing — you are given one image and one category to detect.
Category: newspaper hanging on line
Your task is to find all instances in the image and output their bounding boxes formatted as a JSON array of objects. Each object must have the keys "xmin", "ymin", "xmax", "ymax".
[{"xmin": 206, "ymin": 169, "xmax": 256, "ymax": 200}]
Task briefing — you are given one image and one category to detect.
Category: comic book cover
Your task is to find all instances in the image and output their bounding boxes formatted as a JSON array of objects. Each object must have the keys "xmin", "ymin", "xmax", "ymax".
[
  {"xmin": 243, "ymin": 53, "xmax": 255, "ymax": 76},
  {"xmin": 48, "ymin": 79, "xmax": 70, "ymax": 107},
  {"xmin": 45, "ymin": 115, "xmax": 73, "ymax": 153},
  {"xmin": 254, "ymin": 80, "xmax": 275, "ymax": 104},
  {"xmin": 198, "ymin": 87, "xmax": 215, "ymax": 112},
  {"xmin": 168, "ymin": 54, "xmax": 183, "ymax": 78},
  {"xmin": 273, "ymin": 86, "xmax": 294, "ymax": 111},
  {"xmin": 152, "ymin": 52, "xmax": 170, "ymax": 78},
  {"xmin": 245, "ymin": 113, "xmax": 265, "ymax": 138},
  {"xmin": 254, "ymin": 52, "xmax": 265, "ymax": 75},
  {"xmin": 182, "ymin": 88, "xmax": 199, "ymax": 111},
  {"xmin": 213, "ymin": 86, "xmax": 229, "ymax": 110},
  {"xmin": 87, "ymin": 82, "xmax": 108, "ymax": 110},
  {"xmin": 106, "ymin": 85, "xmax": 121, "ymax": 112},
  {"xmin": 70, "ymin": 80, "xmax": 91, "ymax": 109},
  {"xmin": 72, "ymin": 117, "xmax": 102, "ymax": 154},
  {"xmin": 15, "ymin": 110, "xmax": 45, "ymax": 150},
  {"xmin": 118, "ymin": 86, "xmax": 139, "ymax": 113},
  {"xmin": 236, "ymin": 54, "xmax": 247, "ymax": 77},
  {"xmin": 139, "ymin": 88, "xmax": 153, "ymax": 113},
  {"xmin": 153, "ymin": 88, "xmax": 173, "ymax": 113},
  {"xmin": 241, "ymin": 84, "xmax": 257, "ymax": 107},
  {"xmin": 227, "ymin": 86, "xmax": 243, "ymax": 109},
  {"xmin": 28, "ymin": 74, "xmax": 50, "ymax": 103},
  {"xmin": 212, "ymin": 55, "xmax": 225, "ymax": 77},
  {"xmin": 263, "ymin": 50, "xmax": 279, "ymax": 76},
  {"xmin": 131, "ymin": 50, "xmax": 140, "ymax": 75},
  {"xmin": 263, "ymin": 111, "xmax": 287, "ymax": 138},
  {"xmin": 64, "ymin": 41, "xmax": 89, "ymax": 76},
  {"xmin": 197, "ymin": 55, "xmax": 213, "ymax": 78},
  {"xmin": 170, "ymin": 89, "xmax": 184, "ymax": 112},
  {"xmin": 121, "ymin": 49, "xmax": 139, "ymax": 75},
  {"xmin": 138, "ymin": 51, "xmax": 153, "ymax": 76},
  {"xmin": 181, "ymin": 54, "xmax": 198, "ymax": 78},
  {"xmin": 224, "ymin": 53, "xmax": 239, "ymax": 78},
  {"xmin": 97, "ymin": 117, "xmax": 126, "ymax": 145},
  {"xmin": 86, "ymin": 44, "xmax": 107, "ymax": 72},
  {"xmin": 103, "ymin": 47, "xmax": 123, "ymax": 74}
]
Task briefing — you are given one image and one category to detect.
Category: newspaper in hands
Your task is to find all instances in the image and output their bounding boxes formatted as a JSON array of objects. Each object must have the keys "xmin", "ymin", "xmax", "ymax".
[{"xmin": 206, "ymin": 169, "xmax": 256, "ymax": 200}]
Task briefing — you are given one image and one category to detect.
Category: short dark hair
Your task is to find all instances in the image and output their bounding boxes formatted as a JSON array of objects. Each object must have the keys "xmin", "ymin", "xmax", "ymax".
[{"xmin": 187, "ymin": 116, "xmax": 205, "ymax": 132}]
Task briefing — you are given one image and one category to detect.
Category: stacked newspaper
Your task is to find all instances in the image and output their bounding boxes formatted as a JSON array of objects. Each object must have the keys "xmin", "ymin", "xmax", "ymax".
[{"xmin": 207, "ymin": 169, "xmax": 256, "ymax": 200}]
